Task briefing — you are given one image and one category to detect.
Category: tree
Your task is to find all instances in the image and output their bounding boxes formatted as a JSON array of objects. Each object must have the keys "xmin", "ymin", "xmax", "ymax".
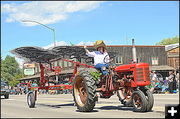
[
  {"xmin": 9, "ymin": 79, "xmax": 19, "ymax": 87},
  {"xmin": 156, "ymin": 36, "xmax": 179, "ymax": 45},
  {"xmin": 1, "ymin": 55, "xmax": 24, "ymax": 87}
]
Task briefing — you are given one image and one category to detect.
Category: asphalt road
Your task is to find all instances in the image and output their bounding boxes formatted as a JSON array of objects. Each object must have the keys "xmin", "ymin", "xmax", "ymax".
[{"xmin": 1, "ymin": 93, "xmax": 179, "ymax": 118}]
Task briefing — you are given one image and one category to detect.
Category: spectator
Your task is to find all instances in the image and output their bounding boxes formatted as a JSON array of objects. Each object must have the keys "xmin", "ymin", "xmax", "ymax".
[
  {"xmin": 149, "ymin": 71, "xmax": 159, "ymax": 93},
  {"xmin": 16, "ymin": 86, "xmax": 21, "ymax": 95},
  {"xmin": 27, "ymin": 81, "xmax": 31, "ymax": 92},
  {"xmin": 161, "ymin": 78, "xmax": 169, "ymax": 93},
  {"xmin": 24, "ymin": 85, "xmax": 28, "ymax": 94},
  {"xmin": 20, "ymin": 84, "xmax": 24, "ymax": 95},
  {"xmin": 42, "ymin": 89, "xmax": 46, "ymax": 94},
  {"xmin": 31, "ymin": 81, "xmax": 38, "ymax": 87},
  {"xmin": 38, "ymin": 89, "xmax": 42, "ymax": 94},
  {"xmin": 167, "ymin": 70, "xmax": 176, "ymax": 94},
  {"xmin": 31, "ymin": 81, "xmax": 38, "ymax": 92},
  {"xmin": 152, "ymin": 71, "xmax": 157, "ymax": 82},
  {"xmin": 176, "ymin": 70, "xmax": 179, "ymax": 92},
  {"xmin": 150, "ymin": 71, "xmax": 154, "ymax": 80},
  {"xmin": 10, "ymin": 87, "xmax": 16, "ymax": 95},
  {"xmin": 64, "ymin": 82, "xmax": 70, "ymax": 94}
]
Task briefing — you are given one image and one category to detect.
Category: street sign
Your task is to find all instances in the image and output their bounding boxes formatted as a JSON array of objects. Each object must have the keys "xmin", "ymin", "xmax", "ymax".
[{"xmin": 24, "ymin": 68, "xmax": 35, "ymax": 75}]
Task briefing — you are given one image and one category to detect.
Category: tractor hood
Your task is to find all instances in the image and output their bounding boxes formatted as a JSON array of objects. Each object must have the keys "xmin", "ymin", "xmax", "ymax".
[{"xmin": 114, "ymin": 63, "xmax": 149, "ymax": 72}]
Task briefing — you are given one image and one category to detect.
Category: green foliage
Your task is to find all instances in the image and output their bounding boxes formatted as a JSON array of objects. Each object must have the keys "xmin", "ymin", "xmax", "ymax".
[
  {"xmin": 90, "ymin": 71, "xmax": 102, "ymax": 80},
  {"xmin": 9, "ymin": 79, "xmax": 20, "ymax": 87},
  {"xmin": 156, "ymin": 36, "xmax": 179, "ymax": 45},
  {"xmin": 1, "ymin": 55, "xmax": 24, "ymax": 87}
]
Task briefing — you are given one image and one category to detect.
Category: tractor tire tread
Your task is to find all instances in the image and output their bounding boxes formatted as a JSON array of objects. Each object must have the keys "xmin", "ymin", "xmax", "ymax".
[
  {"xmin": 73, "ymin": 71, "xmax": 96, "ymax": 112},
  {"xmin": 132, "ymin": 90, "xmax": 148, "ymax": 112}
]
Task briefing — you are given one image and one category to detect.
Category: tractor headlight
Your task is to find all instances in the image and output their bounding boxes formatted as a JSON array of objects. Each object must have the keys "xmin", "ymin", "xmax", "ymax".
[{"xmin": 102, "ymin": 66, "xmax": 106, "ymax": 70}]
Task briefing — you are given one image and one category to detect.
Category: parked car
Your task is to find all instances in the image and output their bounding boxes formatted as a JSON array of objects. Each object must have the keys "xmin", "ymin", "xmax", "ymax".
[{"xmin": 1, "ymin": 80, "xmax": 10, "ymax": 99}]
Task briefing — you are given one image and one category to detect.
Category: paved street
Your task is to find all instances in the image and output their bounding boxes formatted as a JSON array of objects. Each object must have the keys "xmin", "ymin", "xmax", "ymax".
[{"xmin": 1, "ymin": 93, "xmax": 179, "ymax": 118}]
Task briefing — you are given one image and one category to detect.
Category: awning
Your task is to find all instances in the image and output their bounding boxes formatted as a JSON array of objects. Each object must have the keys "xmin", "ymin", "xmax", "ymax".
[{"xmin": 149, "ymin": 65, "xmax": 175, "ymax": 71}]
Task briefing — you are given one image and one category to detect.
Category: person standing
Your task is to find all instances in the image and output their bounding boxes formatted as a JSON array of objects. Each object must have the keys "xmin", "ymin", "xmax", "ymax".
[
  {"xmin": 149, "ymin": 71, "xmax": 158, "ymax": 93},
  {"xmin": 31, "ymin": 81, "xmax": 38, "ymax": 87},
  {"xmin": 161, "ymin": 78, "xmax": 169, "ymax": 93},
  {"xmin": 176, "ymin": 70, "xmax": 179, "ymax": 92},
  {"xmin": 27, "ymin": 81, "xmax": 31, "ymax": 92},
  {"xmin": 167, "ymin": 71, "xmax": 176, "ymax": 94},
  {"xmin": 152, "ymin": 71, "xmax": 157, "ymax": 82},
  {"xmin": 172, "ymin": 71, "xmax": 177, "ymax": 93}
]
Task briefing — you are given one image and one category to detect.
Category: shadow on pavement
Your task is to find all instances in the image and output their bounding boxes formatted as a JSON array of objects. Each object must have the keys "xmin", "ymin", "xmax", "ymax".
[
  {"xmin": 97, "ymin": 105, "xmax": 133, "ymax": 111},
  {"xmin": 97, "ymin": 105, "xmax": 155, "ymax": 113},
  {"xmin": 36, "ymin": 103, "xmax": 74, "ymax": 108},
  {"xmin": 36, "ymin": 103, "xmax": 99, "ymax": 112},
  {"xmin": 76, "ymin": 110, "xmax": 99, "ymax": 113}
]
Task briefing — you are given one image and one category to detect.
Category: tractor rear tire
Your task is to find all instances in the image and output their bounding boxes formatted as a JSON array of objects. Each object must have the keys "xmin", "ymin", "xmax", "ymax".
[
  {"xmin": 27, "ymin": 92, "xmax": 35, "ymax": 108},
  {"xmin": 73, "ymin": 71, "xmax": 97, "ymax": 112},
  {"xmin": 132, "ymin": 90, "xmax": 148, "ymax": 112}
]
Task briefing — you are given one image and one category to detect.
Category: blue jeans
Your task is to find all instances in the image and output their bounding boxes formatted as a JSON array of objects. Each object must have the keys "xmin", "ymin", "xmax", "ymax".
[{"xmin": 94, "ymin": 63, "xmax": 109, "ymax": 75}]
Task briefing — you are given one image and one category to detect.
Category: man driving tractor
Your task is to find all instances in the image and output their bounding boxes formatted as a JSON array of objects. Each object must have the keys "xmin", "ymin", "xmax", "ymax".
[{"xmin": 84, "ymin": 40, "xmax": 110, "ymax": 75}]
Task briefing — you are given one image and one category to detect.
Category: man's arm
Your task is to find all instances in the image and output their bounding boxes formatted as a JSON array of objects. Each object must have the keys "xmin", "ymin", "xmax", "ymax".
[
  {"xmin": 84, "ymin": 46, "xmax": 95, "ymax": 57},
  {"xmin": 84, "ymin": 45, "xmax": 90, "ymax": 53}
]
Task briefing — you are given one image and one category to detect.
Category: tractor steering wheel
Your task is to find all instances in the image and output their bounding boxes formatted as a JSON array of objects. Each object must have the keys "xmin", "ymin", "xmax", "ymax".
[
  {"xmin": 103, "ymin": 55, "xmax": 110, "ymax": 64},
  {"xmin": 103, "ymin": 54, "xmax": 115, "ymax": 64}
]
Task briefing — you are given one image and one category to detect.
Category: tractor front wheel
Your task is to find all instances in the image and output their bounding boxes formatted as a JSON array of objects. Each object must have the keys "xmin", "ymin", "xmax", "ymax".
[
  {"xmin": 140, "ymin": 87, "xmax": 154, "ymax": 112},
  {"xmin": 132, "ymin": 90, "xmax": 148, "ymax": 112},
  {"xmin": 27, "ymin": 91, "xmax": 35, "ymax": 108},
  {"xmin": 73, "ymin": 71, "xmax": 97, "ymax": 112}
]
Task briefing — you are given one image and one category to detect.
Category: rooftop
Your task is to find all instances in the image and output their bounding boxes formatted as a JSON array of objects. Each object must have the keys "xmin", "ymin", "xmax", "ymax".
[{"xmin": 165, "ymin": 43, "xmax": 179, "ymax": 51}]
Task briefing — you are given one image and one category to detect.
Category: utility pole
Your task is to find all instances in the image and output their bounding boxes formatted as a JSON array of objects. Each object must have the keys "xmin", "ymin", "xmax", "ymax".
[{"xmin": 22, "ymin": 20, "xmax": 56, "ymax": 47}]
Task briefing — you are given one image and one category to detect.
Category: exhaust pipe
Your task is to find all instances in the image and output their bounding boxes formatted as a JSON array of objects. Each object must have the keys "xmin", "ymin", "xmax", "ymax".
[{"xmin": 132, "ymin": 39, "xmax": 137, "ymax": 63}]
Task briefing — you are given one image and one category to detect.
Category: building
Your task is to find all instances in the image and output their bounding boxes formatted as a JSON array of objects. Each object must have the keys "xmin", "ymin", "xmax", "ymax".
[
  {"xmin": 18, "ymin": 45, "xmax": 174, "ymax": 83},
  {"xmin": 165, "ymin": 43, "xmax": 179, "ymax": 71}
]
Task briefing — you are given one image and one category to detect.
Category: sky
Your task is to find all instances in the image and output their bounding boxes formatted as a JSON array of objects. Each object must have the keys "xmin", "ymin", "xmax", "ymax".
[{"xmin": 1, "ymin": 1, "xmax": 179, "ymax": 64}]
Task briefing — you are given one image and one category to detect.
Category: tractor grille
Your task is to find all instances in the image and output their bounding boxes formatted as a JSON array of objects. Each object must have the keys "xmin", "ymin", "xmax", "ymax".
[
  {"xmin": 144, "ymin": 67, "xmax": 150, "ymax": 81},
  {"xmin": 136, "ymin": 67, "xmax": 150, "ymax": 82},
  {"xmin": 136, "ymin": 68, "xmax": 144, "ymax": 82}
]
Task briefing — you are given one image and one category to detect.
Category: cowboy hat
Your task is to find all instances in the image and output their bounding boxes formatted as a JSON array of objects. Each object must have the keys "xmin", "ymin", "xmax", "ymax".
[{"xmin": 94, "ymin": 40, "xmax": 106, "ymax": 49}]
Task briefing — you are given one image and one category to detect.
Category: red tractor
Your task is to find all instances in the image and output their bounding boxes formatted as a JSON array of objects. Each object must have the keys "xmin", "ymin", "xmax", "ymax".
[
  {"xmin": 73, "ymin": 39, "xmax": 154, "ymax": 112},
  {"xmin": 11, "ymin": 39, "xmax": 153, "ymax": 112}
]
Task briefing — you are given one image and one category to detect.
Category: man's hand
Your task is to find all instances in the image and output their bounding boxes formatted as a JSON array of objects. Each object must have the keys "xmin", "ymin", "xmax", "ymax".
[
  {"xmin": 84, "ymin": 45, "xmax": 89, "ymax": 53},
  {"xmin": 110, "ymin": 58, "xmax": 114, "ymax": 62}
]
